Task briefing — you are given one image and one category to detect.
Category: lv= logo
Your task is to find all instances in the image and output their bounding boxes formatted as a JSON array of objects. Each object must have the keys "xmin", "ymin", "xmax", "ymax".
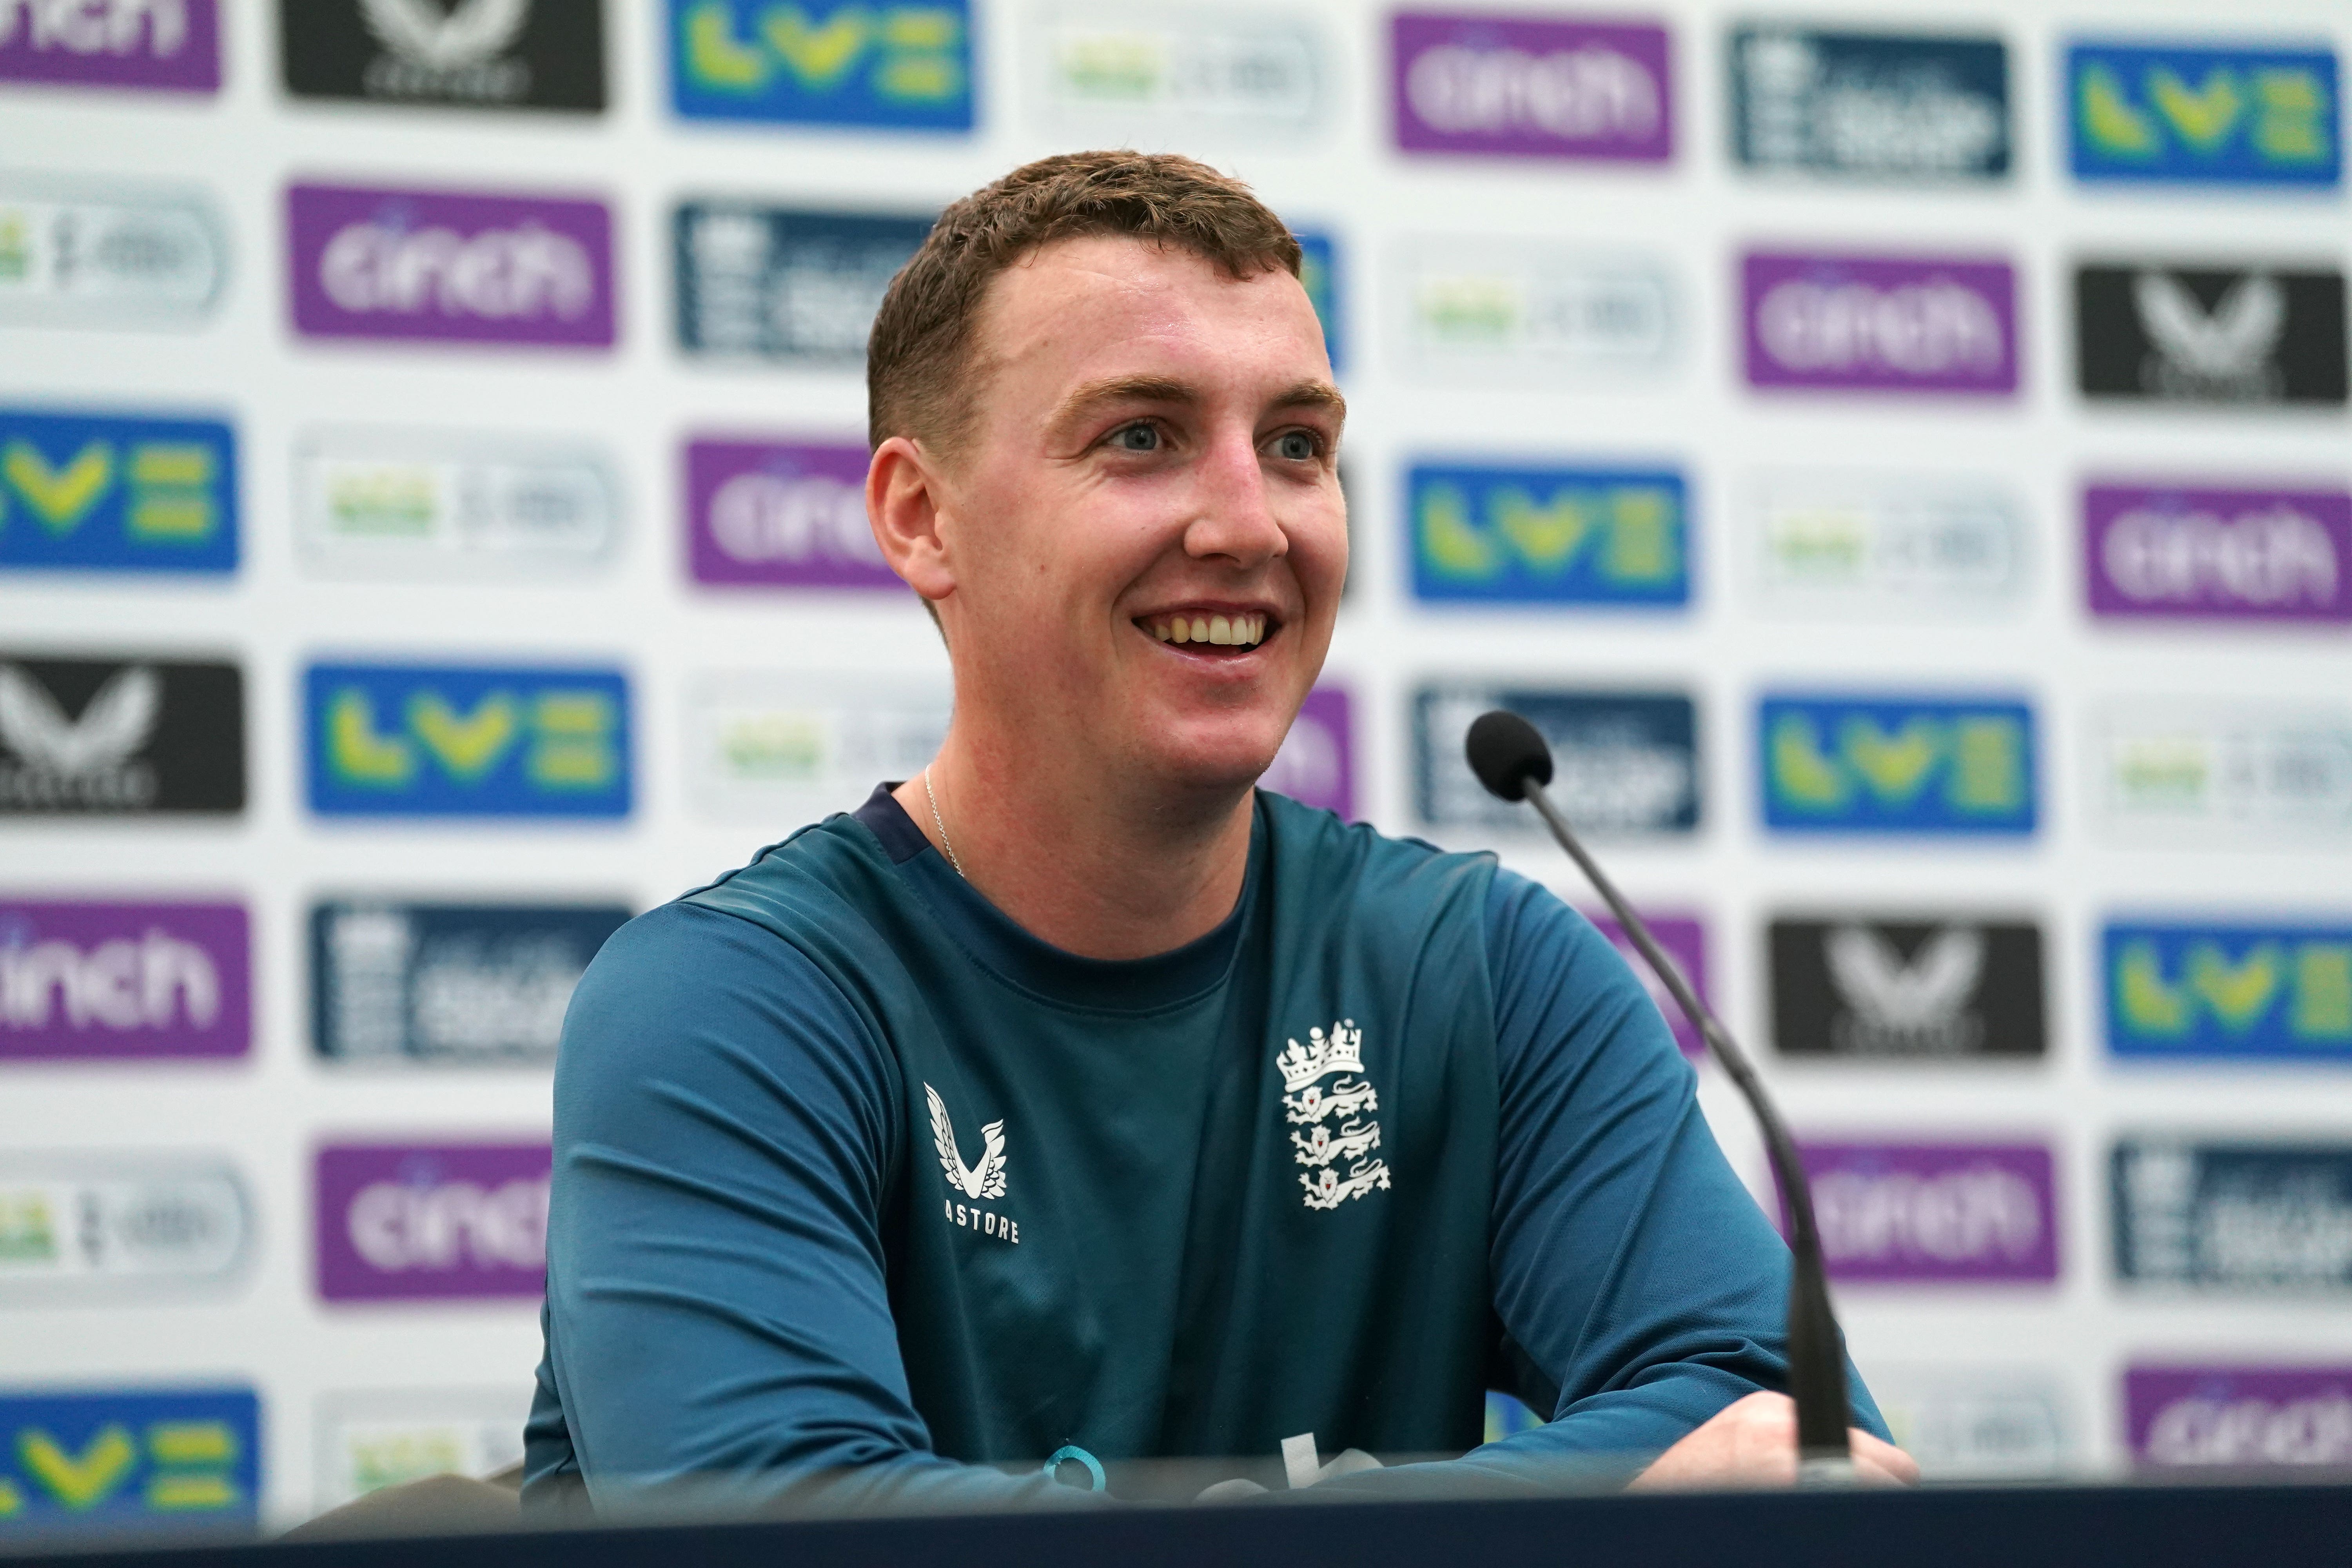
[
  {"xmin": 682, "ymin": 2, "xmax": 964, "ymax": 100},
  {"xmin": 0, "ymin": 1418, "xmax": 243, "ymax": 1517},
  {"xmin": 328, "ymin": 687, "xmax": 614, "ymax": 790},
  {"xmin": 0, "ymin": 426, "xmax": 225, "ymax": 545}
]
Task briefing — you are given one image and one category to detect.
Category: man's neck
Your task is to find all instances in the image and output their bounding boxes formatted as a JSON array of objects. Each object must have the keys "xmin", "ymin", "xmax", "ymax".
[{"xmin": 892, "ymin": 731, "xmax": 1254, "ymax": 961}]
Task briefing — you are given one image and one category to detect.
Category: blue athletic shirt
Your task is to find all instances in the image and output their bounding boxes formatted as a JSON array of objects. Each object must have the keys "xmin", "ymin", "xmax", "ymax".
[{"xmin": 525, "ymin": 786, "xmax": 1884, "ymax": 1512}]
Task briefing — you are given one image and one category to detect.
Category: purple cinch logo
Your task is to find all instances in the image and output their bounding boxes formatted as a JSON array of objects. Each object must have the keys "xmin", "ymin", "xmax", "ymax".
[
  {"xmin": 0, "ymin": 0, "xmax": 219, "ymax": 93},
  {"xmin": 1263, "ymin": 687, "xmax": 1354, "ymax": 820},
  {"xmin": 314, "ymin": 1142, "xmax": 551, "ymax": 1302},
  {"xmin": 1392, "ymin": 12, "xmax": 1671, "ymax": 162},
  {"xmin": 0, "ymin": 900, "xmax": 248, "ymax": 1062},
  {"xmin": 1587, "ymin": 911, "xmax": 1706, "ymax": 1059},
  {"xmin": 2085, "ymin": 484, "xmax": 2351, "ymax": 623},
  {"xmin": 685, "ymin": 437, "xmax": 897, "ymax": 590},
  {"xmin": 1783, "ymin": 1140, "xmax": 2058, "ymax": 1283},
  {"xmin": 288, "ymin": 183, "xmax": 616, "ymax": 348},
  {"xmin": 2126, "ymin": 1366, "xmax": 2352, "ymax": 1468},
  {"xmin": 1744, "ymin": 251, "xmax": 2018, "ymax": 394}
]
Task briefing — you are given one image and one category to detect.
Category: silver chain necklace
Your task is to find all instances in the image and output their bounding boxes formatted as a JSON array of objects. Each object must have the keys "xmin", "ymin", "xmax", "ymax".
[{"xmin": 922, "ymin": 766, "xmax": 965, "ymax": 878}]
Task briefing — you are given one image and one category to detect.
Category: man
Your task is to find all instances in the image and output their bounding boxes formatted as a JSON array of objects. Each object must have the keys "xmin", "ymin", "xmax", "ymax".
[{"xmin": 524, "ymin": 152, "xmax": 1913, "ymax": 1511}]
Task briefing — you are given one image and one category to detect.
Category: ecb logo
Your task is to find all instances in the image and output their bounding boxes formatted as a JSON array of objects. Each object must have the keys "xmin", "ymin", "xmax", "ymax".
[
  {"xmin": 1760, "ymin": 695, "xmax": 2036, "ymax": 835},
  {"xmin": 305, "ymin": 662, "xmax": 630, "ymax": 819},
  {"xmin": 671, "ymin": 0, "xmax": 973, "ymax": 129},
  {"xmin": 0, "ymin": 1388, "xmax": 257, "ymax": 1535},
  {"xmin": 2071, "ymin": 43, "xmax": 2339, "ymax": 188},
  {"xmin": 1408, "ymin": 463, "xmax": 1687, "ymax": 606},
  {"xmin": 0, "ymin": 411, "xmax": 234, "ymax": 575},
  {"xmin": 2106, "ymin": 922, "xmax": 2352, "ymax": 1062}
]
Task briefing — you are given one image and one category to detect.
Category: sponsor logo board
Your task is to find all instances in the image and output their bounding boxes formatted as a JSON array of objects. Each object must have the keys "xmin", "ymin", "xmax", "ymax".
[
  {"xmin": 280, "ymin": 0, "xmax": 608, "ymax": 111},
  {"xmin": 1585, "ymin": 910, "xmax": 1705, "ymax": 1059},
  {"xmin": 1731, "ymin": 27, "xmax": 2009, "ymax": 180},
  {"xmin": 1744, "ymin": 250, "xmax": 2018, "ymax": 395},
  {"xmin": 689, "ymin": 673, "xmax": 947, "ymax": 824},
  {"xmin": 1771, "ymin": 917, "xmax": 2045, "ymax": 1060},
  {"xmin": 0, "ymin": 1387, "xmax": 256, "ymax": 1535},
  {"xmin": 313, "ymin": 1388, "xmax": 529, "ymax": 1511},
  {"xmin": 685, "ymin": 437, "xmax": 893, "ymax": 589},
  {"xmin": 2093, "ymin": 701, "xmax": 2352, "ymax": 842},
  {"xmin": 2084, "ymin": 483, "xmax": 2350, "ymax": 624},
  {"xmin": 1760, "ymin": 694, "xmax": 2036, "ymax": 837},
  {"xmin": 0, "ymin": 0, "xmax": 219, "ymax": 91},
  {"xmin": 288, "ymin": 183, "xmax": 616, "ymax": 349},
  {"xmin": 2114, "ymin": 1139, "xmax": 2352, "ymax": 1289},
  {"xmin": 1390, "ymin": 12, "xmax": 1670, "ymax": 162},
  {"xmin": 1746, "ymin": 471, "xmax": 2024, "ymax": 617},
  {"xmin": 1392, "ymin": 240, "xmax": 1672, "ymax": 382},
  {"xmin": 671, "ymin": 0, "xmax": 973, "ymax": 129},
  {"xmin": 2071, "ymin": 43, "xmax": 2341, "ymax": 188},
  {"xmin": 0, "ymin": 1156, "xmax": 248, "ymax": 1295},
  {"xmin": 674, "ymin": 202, "xmax": 931, "ymax": 364},
  {"xmin": 1294, "ymin": 229, "xmax": 1341, "ymax": 374},
  {"xmin": 1867, "ymin": 1368, "xmax": 2067, "ymax": 1479},
  {"xmin": 315, "ymin": 1142, "xmax": 550, "ymax": 1302},
  {"xmin": 0, "ymin": 901, "xmax": 247, "ymax": 1062},
  {"xmin": 0, "ymin": 656, "xmax": 243, "ymax": 817},
  {"xmin": 1031, "ymin": 4, "xmax": 1322, "ymax": 137},
  {"xmin": 2075, "ymin": 264, "xmax": 2347, "ymax": 407},
  {"xmin": 296, "ymin": 430, "xmax": 617, "ymax": 575},
  {"xmin": 305, "ymin": 661, "xmax": 630, "ymax": 819},
  {"xmin": 311, "ymin": 900, "xmax": 629, "ymax": 1063},
  {"xmin": 2125, "ymin": 1365, "xmax": 2352, "ymax": 1468},
  {"xmin": 1259, "ymin": 685, "xmax": 1352, "ymax": 821},
  {"xmin": 2105, "ymin": 920, "xmax": 2352, "ymax": 1063},
  {"xmin": 1415, "ymin": 685, "xmax": 1698, "ymax": 836},
  {"xmin": 1408, "ymin": 461, "xmax": 1688, "ymax": 606},
  {"xmin": 0, "ymin": 181, "xmax": 223, "ymax": 327},
  {"xmin": 1785, "ymin": 1140, "xmax": 2059, "ymax": 1284},
  {"xmin": 0, "ymin": 410, "xmax": 235, "ymax": 575}
]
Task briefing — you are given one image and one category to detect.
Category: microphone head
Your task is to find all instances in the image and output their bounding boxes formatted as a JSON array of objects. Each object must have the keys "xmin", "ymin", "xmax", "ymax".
[{"xmin": 1465, "ymin": 710, "xmax": 1553, "ymax": 802}]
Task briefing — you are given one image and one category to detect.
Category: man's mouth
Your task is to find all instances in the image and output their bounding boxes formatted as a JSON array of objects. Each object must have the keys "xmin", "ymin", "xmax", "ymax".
[{"xmin": 1138, "ymin": 612, "xmax": 1274, "ymax": 653}]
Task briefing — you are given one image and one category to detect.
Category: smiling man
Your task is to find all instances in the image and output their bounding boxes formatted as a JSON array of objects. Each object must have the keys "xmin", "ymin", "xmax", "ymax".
[{"xmin": 523, "ymin": 152, "xmax": 1911, "ymax": 1513}]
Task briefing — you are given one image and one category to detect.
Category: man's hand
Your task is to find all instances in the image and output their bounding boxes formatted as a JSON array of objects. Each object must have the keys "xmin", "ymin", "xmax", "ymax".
[{"xmin": 1627, "ymin": 1391, "xmax": 1920, "ymax": 1491}]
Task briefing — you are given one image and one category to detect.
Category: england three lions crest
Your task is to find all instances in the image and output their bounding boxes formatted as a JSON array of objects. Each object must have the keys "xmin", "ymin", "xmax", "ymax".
[{"xmin": 1278, "ymin": 1020, "xmax": 1392, "ymax": 1210}]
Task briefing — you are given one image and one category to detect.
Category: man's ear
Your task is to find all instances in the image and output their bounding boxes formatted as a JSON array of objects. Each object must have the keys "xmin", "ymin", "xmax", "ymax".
[{"xmin": 867, "ymin": 435, "xmax": 956, "ymax": 606}]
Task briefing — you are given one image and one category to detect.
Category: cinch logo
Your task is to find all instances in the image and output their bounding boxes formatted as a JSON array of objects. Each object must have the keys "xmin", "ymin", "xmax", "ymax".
[
  {"xmin": 0, "ymin": 655, "xmax": 243, "ymax": 818},
  {"xmin": 2075, "ymin": 264, "xmax": 2347, "ymax": 407},
  {"xmin": 1037, "ymin": 6, "xmax": 1323, "ymax": 135},
  {"xmin": 280, "ymin": 0, "xmax": 608, "ymax": 112},
  {"xmin": 686, "ymin": 437, "xmax": 895, "ymax": 589},
  {"xmin": 689, "ymin": 673, "xmax": 947, "ymax": 823},
  {"xmin": 2094, "ymin": 700, "xmax": 2352, "ymax": 843},
  {"xmin": 1744, "ymin": 251, "xmax": 2017, "ymax": 394},
  {"xmin": 0, "ymin": 1387, "xmax": 256, "ymax": 1533},
  {"xmin": 0, "ymin": 901, "xmax": 247, "ymax": 1062},
  {"xmin": 2126, "ymin": 1367, "xmax": 2352, "ymax": 1468},
  {"xmin": 1760, "ymin": 694, "xmax": 2035, "ymax": 835},
  {"xmin": 675, "ymin": 202, "xmax": 933, "ymax": 363},
  {"xmin": 1259, "ymin": 686, "xmax": 1352, "ymax": 820},
  {"xmin": 1416, "ymin": 684, "xmax": 1698, "ymax": 835},
  {"xmin": 1786, "ymin": 1141, "xmax": 2058, "ymax": 1284},
  {"xmin": 1391, "ymin": 11, "xmax": 1671, "ymax": 162},
  {"xmin": 0, "ymin": 182, "xmax": 223, "ymax": 327},
  {"xmin": 0, "ymin": 1156, "xmax": 249, "ymax": 1292},
  {"xmin": 2071, "ymin": 43, "xmax": 2340, "ymax": 188},
  {"xmin": 310, "ymin": 900, "xmax": 629, "ymax": 1063},
  {"xmin": 2105, "ymin": 921, "xmax": 2352, "ymax": 1063},
  {"xmin": 287, "ymin": 183, "xmax": 615, "ymax": 348},
  {"xmin": 305, "ymin": 661, "xmax": 630, "ymax": 819},
  {"xmin": 0, "ymin": 410, "xmax": 234, "ymax": 575},
  {"xmin": 1586, "ymin": 911, "xmax": 1706, "ymax": 1058},
  {"xmin": 1771, "ymin": 917, "xmax": 2046, "ymax": 1060},
  {"xmin": 2085, "ymin": 484, "xmax": 2350, "ymax": 624},
  {"xmin": 1395, "ymin": 239, "xmax": 1672, "ymax": 381},
  {"xmin": 1730, "ymin": 27, "xmax": 2008, "ymax": 179},
  {"xmin": 0, "ymin": 0, "xmax": 219, "ymax": 92},
  {"xmin": 296, "ymin": 430, "xmax": 618, "ymax": 575},
  {"xmin": 1408, "ymin": 462, "xmax": 1687, "ymax": 606},
  {"xmin": 314, "ymin": 1143, "xmax": 550, "ymax": 1303},
  {"xmin": 2113, "ymin": 1140, "xmax": 2352, "ymax": 1289},
  {"xmin": 672, "ymin": 0, "xmax": 973, "ymax": 129},
  {"xmin": 1746, "ymin": 471, "xmax": 2024, "ymax": 615}
]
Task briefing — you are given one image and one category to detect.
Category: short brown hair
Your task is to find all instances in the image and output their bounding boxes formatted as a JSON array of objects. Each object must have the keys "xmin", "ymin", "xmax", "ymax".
[{"xmin": 867, "ymin": 151, "xmax": 1303, "ymax": 454}]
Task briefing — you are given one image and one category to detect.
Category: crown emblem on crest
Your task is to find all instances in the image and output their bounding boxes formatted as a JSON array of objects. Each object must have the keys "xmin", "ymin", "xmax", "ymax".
[{"xmin": 1277, "ymin": 1020, "xmax": 1364, "ymax": 1093}]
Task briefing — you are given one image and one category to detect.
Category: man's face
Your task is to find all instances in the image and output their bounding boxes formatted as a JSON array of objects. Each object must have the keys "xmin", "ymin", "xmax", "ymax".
[{"xmin": 931, "ymin": 235, "xmax": 1347, "ymax": 795}]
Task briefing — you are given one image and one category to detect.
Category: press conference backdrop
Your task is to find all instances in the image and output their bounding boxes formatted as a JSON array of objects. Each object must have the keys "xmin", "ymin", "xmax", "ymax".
[{"xmin": 2, "ymin": 0, "xmax": 2348, "ymax": 1538}]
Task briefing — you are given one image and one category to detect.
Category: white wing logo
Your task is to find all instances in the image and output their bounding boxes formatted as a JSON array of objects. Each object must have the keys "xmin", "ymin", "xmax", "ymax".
[
  {"xmin": 0, "ymin": 664, "xmax": 160, "ymax": 775},
  {"xmin": 2133, "ymin": 271, "xmax": 2285, "ymax": 378},
  {"xmin": 925, "ymin": 1082, "xmax": 1007, "ymax": 1201},
  {"xmin": 1825, "ymin": 925, "xmax": 1985, "ymax": 1028},
  {"xmin": 362, "ymin": 0, "xmax": 533, "ymax": 69}
]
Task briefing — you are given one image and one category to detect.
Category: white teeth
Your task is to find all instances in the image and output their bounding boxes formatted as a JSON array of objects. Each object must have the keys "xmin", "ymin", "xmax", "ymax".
[
  {"xmin": 1209, "ymin": 615, "xmax": 1233, "ymax": 645},
  {"xmin": 1190, "ymin": 616, "xmax": 1210, "ymax": 642},
  {"xmin": 1154, "ymin": 622, "xmax": 1172, "ymax": 641},
  {"xmin": 1169, "ymin": 618, "xmax": 1189, "ymax": 643}
]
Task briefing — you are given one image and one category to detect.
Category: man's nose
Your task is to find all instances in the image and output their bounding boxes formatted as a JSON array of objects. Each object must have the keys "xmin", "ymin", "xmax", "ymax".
[{"xmin": 1181, "ymin": 430, "xmax": 1288, "ymax": 568}]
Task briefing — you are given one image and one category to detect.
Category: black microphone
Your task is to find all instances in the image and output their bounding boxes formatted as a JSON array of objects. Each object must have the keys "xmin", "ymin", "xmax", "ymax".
[{"xmin": 1465, "ymin": 710, "xmax": 1855, "ymax": 1478}]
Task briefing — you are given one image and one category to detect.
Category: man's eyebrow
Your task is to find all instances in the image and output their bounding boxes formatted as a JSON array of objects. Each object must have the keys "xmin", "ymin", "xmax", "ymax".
[
  {"xmin": 1048, "ymin": 375, "xmax": 1196, "ymax": 426},
  {"xmin": 1272, "ymin": 379, "xmax": 1348, "ymax": 421}
]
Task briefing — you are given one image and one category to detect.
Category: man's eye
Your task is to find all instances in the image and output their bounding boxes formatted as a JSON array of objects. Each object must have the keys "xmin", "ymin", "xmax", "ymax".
[
  {"xmin": 1274, "ymin": 431, "xmax": 1319, "ymax": 461},
  {"xmin": 1113, "ymin": 423, "xmax": 1160, "ymax": 452}
]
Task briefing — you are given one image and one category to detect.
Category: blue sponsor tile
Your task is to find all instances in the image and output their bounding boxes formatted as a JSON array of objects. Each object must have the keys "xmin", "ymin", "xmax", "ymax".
[
  {"xmin": 1408, "ymin": 463, "xmax": 1689, "ymax": 606},
  {"xmin": 670, "ymin": 0, "xmax": 975, "ymax": 130},
  {"xmin": 1759, "ymin": 693, "xmax": 2036, "ymax": 836},
  {"xmin": 2069, "ymin": 42, "xmax": 2341, "ymax": 187},
  {"xmin": 0, "ymin": 410, "xmax": 236, "ymax": 575},
  {"xmin": 0, "ymin": 1387, "xmax": 258, "ymax": 1537},
  {"xmin": 2106, "ymin": 921, "xmax": 2352, "ymax": 1062},
  {"xmin": 1294, "ymin": 229, "xmax": 1343, "ymax": 374}
]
